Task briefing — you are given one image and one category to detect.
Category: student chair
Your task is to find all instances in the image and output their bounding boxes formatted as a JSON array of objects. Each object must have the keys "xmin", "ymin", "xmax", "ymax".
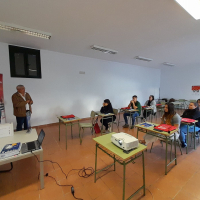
[
  {"xmin": 78, "ymin": 110, "xmax": 96, "ymax": 144},
  {"xmin": 108, "ymin": 108, "xmax": 119, "ymax": 132}
]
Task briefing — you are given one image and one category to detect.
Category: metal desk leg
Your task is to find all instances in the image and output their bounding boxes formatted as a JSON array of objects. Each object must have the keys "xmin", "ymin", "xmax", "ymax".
[
  {"xmin": 186, "ymin": 125, "xmax": 189, "ymax": 154},
  {"xmin": 94, "ymin": 144, "xmax": 98, "ymax": 183},
  {"xmin": 59, "ymin": 119, "xmax": 61, "ymax": 141},
  {"xmin": 142, "ymin": 151, "xmax": 145, "ymax": 195},
  {"xmin": 165, "ymin": 136, "xmax": 168, "ymax": 175},
  {"xmin": 112, "ymin": 115, "xmax": 113, "ymax": 132},
  {"xmin": 129, "ymin": 112, "xmax": 131, "ymax": 130},
  {"xmin": 194, "ymin": 124, "xmax": 196, "ymax": 150},
  {"xmin": 40, "ymin": 152, "xmax": 44, "ymax": 189},
  {"xmin": 71, "ymin": 123, "xmax": 73, "ymax": 139},
  {"xmin": 79, "ymin": 126, "xmax": 82, "ymax": 145},
  {"xmin": 123, "ymin": 161, "xmax": 126, "ymax": 200},
  {"xmin": 114, "ymin": 155, "xmax": 116, "ymax": 171},
  {"xmin": 137, "ymin": 128, "xmax": 139, "ymax": 139},
  {"xmin": 101, "ymin": 118, "xmax": 103, "ymax": 135},
  {"xmin": 174, "ymin": 133, "xmax": 177, "ymax": 165},
  {"xmin": 65, "ymin": 125, "xmax": 68, "ymax": 149}
]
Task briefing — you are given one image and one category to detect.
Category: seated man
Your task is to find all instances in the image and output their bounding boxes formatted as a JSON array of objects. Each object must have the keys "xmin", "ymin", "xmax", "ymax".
[
  {"xmin": 179, "ymin": 102, "xmax": 200, "ymax": 148},
  {"xmin": 123, "ymin": 95, "xmax": 141, "ymax": 129}
]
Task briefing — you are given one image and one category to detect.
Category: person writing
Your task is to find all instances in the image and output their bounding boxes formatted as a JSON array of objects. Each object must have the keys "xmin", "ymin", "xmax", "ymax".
[
  {"xmin": 100, "ymin": 99, "xmax": 116, "ymax": 133},
  {"xmin": 12, "ymin": 85, "xmax": 33, "ymax": 131},
  {"xmin": 123, "ymin": 95, "xmax": 141, "ymax": 129}
]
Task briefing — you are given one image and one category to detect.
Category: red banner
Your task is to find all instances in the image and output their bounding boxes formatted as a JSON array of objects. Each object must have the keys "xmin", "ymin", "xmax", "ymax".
[{"xmin": 0, "ymin": 74, "xmax": 6, "ymax": 123}]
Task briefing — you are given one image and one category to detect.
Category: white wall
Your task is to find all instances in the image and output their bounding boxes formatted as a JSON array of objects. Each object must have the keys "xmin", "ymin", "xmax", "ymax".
[
  {"xmin": 160, "ymin": 66, "xmax": 200, "ymax": 100},
  {"xmin": 0, "ymin": 42, "xmax": 161, "ymax": 127}
]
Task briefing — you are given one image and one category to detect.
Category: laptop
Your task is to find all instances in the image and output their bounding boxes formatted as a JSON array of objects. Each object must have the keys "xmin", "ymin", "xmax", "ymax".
[{"xmin": 21, "ymin": 129, "xmax": 45, "ymax": 154}]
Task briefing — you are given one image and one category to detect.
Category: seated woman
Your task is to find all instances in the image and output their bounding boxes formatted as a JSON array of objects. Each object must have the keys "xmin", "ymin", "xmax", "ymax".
[
  {"xmin": 143, "ymin": 95, "xmax": 157, "ymax": 121},
  {"xmin": 140, "ymin": 103, "xmax": 181, "ymax": 145},
  {"xmin": 100, "ymin": 99, "xmax": 116, "ymax": 133},
  {"xmin": 179, "ymin": 102, "xmax": 200, "ymax": 148}
]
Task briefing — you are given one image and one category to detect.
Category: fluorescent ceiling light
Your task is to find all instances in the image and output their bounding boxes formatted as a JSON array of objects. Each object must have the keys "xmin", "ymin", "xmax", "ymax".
[
  {"xmin": 163, "ymin": 62, "xmax": 175, "ymax": 66},
  {"xmin": 175, "ymin": 0, "xmax": 200, "ymax": 20},
  {"xmin": 91, "ymin": 45, "xmax": 118, "ymax": 54},
  {"xmin": 135, "ymin": 56, "xmax": 153, "ymax": 62},
  {"xmin": 0, "ymin": 21, "xmax": 51, "ymax": 39}
]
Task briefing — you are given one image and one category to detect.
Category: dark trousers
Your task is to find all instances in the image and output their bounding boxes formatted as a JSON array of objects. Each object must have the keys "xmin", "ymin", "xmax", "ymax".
[
  {"xmin": 16, "ymin": 116, "xmax": 27, "ymax": 131},
  {"xmin": 100, "ymin": 116, "xmax": 116, "ymax": 130},
  {"xmin": 143, "ymin": 110, "xmax": 152, "ymax": 119}
]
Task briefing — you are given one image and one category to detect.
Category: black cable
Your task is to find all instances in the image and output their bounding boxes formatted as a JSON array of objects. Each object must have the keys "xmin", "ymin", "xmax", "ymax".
[
  {"xmin": 31, "ymin": 151, "xmax": 113, "ymax": 200},
  {"xmin": 31, "ymin": 151, "xmax": 83, "ymax": 200}
]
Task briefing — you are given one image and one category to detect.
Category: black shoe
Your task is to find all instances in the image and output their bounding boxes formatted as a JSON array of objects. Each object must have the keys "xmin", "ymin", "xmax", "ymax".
[{"xmin": 181, "ymin": 142, "xmax": 187, "ymax": 148}]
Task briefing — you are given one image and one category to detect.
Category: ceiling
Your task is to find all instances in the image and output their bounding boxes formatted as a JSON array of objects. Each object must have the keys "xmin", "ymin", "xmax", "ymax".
[{"xmin": 0, "ymin": 0, "xmax": 200, "ymax": 68}]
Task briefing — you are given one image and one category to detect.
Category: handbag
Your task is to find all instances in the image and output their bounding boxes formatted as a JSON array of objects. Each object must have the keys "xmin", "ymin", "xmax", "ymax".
[{"xmin": 93, "ymin": 117, "xmax": 101, "ymax": 134}]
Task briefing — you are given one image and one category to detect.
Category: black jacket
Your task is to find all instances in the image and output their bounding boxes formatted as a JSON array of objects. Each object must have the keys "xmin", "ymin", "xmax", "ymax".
[
  {"xmin": 181, "ymin": 108, "xmax": 200, "ymax": 127},
  {"xmin": 100, "ymin": 105, "xmax": 116, "ymax": 120}
]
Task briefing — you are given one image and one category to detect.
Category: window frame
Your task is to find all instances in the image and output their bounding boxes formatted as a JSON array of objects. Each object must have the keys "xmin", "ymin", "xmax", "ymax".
[{"xmin": 9, "ymin": 45, "xmax": 42, "ymax": 79}]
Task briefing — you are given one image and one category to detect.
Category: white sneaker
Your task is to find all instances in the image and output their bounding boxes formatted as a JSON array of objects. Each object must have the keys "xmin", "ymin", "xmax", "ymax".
[{"xmin": 105, "ymin": 130, "xmax": 110, "ymax": 134}]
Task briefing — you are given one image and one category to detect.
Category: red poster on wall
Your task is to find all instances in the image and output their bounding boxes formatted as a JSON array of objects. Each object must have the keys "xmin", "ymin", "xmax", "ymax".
[{"xmin": 0, "ymin": 74, "xmax": 6, "ymax": 123}]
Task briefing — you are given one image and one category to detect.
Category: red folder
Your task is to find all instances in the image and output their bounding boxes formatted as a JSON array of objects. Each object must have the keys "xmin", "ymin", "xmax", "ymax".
[
  {"xmin": 61, "ymin": 114, "xmax": 75, "ymax": 119},
  {"xmin": 154, "ymin": 124, "xmax": 177, "ymax": 132},
  {"xmin": 181, "ymin": 118, "xmax": 196, "ymax": 123},
  {"xmin": 156, "ymin": 104, "xmax": 161, "ymax": 106},
  {"xmin": 121, "ymin": 107, "xmax": 130, "ymax": 110},
  {"xmin": 142, "ymin": 106, "xmax": 147, "ymax": 108}
]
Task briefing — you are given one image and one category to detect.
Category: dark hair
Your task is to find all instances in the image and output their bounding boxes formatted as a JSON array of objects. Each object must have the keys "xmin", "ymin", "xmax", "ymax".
[
  {"xmin": 132, "ymin": 95, "xmax": 137, "ymax": 98},
  {"xmin": 190, "ymin": 102, "xmax": 197, "ymax": 107},
  {"xmin": 149, "ymin": 95, "xmax": 154, "ymax": 101},
  {"xmin": 197, "ymin": 99, "xmax": 200, "ymax": 103},
  {"xmin": 162, "ymin": 103, "xmax": 176, "ymax": 124},
  {"xmin": 104, "ymin": 99, "xmax": 111, "ymax": 104},
  {"xmin": 104, "ymin": 99, "xmax": 113, "ymax": 109}
]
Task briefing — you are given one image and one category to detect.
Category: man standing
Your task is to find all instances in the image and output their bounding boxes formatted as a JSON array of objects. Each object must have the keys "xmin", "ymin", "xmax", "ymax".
[
  {"xmin": 123, "ymin": 95, "xmax": 141, "ymax": 129},
  {"xmin": 12, "ymin": 85, "xmax": 33, "ymax": 131}
]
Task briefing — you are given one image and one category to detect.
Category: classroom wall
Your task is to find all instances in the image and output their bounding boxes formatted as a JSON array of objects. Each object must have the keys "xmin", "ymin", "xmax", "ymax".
[
  {"xmin": 0, "ymin": 42, "xmax": 161, "ymax": 127},
  {"xmin": 160, "ymin": 66, "xmax": 200, "ymax": 100}
]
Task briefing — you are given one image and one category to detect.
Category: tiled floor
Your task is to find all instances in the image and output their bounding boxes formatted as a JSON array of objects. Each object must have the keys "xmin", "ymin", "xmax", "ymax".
[{"xmin": 1, "ymin": 111, "xmax": 200, "ymax": 200}]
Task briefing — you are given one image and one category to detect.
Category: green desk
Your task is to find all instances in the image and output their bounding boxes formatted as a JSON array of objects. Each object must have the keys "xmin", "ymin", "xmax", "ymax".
[
  {"xmin": 57, "ymin": 116, "xmax": 81, "ymax": 149},
  {"xmin": 181, "ymin": 120, "xmax": 197, "ymax": 154},
  {"xmin": 95, "ymin": 111, "xmax": 115, "ymax": 134},
  {"xmin": 93, "ymin": 133, "xmax": 147, "ymax": 200},
  {"xmin": 135, "ymin": 122, "xmax": 178, "ymax": 175}
]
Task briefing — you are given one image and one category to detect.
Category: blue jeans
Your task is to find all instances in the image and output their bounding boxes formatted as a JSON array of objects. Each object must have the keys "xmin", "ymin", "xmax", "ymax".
[
  {"xmin": 179, "ymin": 124, "xmax": 200, "ymax": 144},
  {"xmin": 123, "ymin": 112, "xmax": 139, "ymax": 125}
]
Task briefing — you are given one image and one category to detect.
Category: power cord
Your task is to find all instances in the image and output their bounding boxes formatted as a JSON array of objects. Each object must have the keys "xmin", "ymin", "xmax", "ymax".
[
  {"xmin": 31, "ymin": 151, "xmax": 83, "ymax": 200},
  {"xmin": 31, "ymin": 151, "xmax": 113, "ymax": 199}
]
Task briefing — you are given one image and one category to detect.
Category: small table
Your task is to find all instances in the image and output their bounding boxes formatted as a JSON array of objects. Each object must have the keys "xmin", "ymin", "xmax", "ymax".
[
  {"xmin": 93, "ymin": 133, "xmax": 146, "ymax": 200},
  {"xmin": 57, "ymin": 116, "xmax": 81, "ymax": 149},
  {"xmin": 135, "ymin": 122, "xmax": 178, "ymax": 175},
  {"xmin": 181, "ymin": 120, "xmax": 198, "ymax": 154},
  {"xmin": 142, "ymin": 107, "xmax": 153, "ymax": 122},
  {"xmin": 95, "ymin": 111, "xmax": 115, "ymax": 134},
  {"xmin": 0, "ymin": 129, "xmax": 44, "ymax": 189}
]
